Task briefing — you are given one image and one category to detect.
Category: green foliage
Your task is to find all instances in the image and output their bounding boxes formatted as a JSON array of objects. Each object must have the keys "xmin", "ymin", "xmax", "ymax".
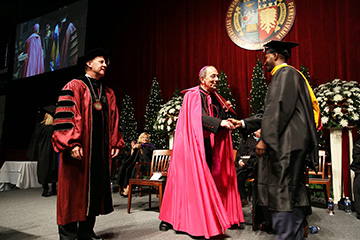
[
  {"xmin": 119, "ymin": 95, "xmax": 137, "ymax": 152},
  {"xmin": 217, "ymin": 71, "xmax": 241, "ymax": 148},
  {"xmin": 300, "ymin": 64, "xmax": 311, "ymax": 85},
  {"xmin": 249, "ymin": 59, "xmax": 267, "ymax": 116},
  {"xmin": 143, "ymin": 78, "xmax": 166, "ymax": 149}
]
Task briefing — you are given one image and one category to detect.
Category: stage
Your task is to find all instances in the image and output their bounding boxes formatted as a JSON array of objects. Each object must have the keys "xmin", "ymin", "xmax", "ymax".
[{"xmin": 0, "ymin": 187, "xmax": 359, "ymax": 240}]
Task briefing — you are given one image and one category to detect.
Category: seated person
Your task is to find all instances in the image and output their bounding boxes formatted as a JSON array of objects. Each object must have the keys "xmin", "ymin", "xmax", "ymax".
[
  {"xmin": 235, "ymin": 129, "xmax": 261, "ymax": 206},
  {"xmin": 350, "ymin": 138, "xmax": 360, "ymax": 220},
  {"xmin": 236, "ymin": 129, "xmax": 273, "ymax": 233},
  {"xmin": 117, "ymin": 132, "xmax": 155, "ymax": 197}
]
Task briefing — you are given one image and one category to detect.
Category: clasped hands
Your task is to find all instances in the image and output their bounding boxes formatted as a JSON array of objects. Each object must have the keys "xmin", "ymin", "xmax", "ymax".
[{"xmin": 220, "ymin": 118, "xmax": 242, "ymax": 130}]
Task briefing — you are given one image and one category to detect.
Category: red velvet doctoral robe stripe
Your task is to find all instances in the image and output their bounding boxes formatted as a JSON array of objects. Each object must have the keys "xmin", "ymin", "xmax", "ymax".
[
  {"xmin": 52, "ymin": 79, "xmax": 124, "ymax": 225},
  {"xmin": 159, "ymin": 86, "xmax": 244, "ymax": 239}
]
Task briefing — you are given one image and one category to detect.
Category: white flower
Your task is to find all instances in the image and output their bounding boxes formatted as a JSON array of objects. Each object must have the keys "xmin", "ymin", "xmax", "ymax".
[
  {"xmin": 351, "ymin": 113, "xmax": 359, "ymax": 121},
  {"xmin": 333, "ymin": 94, "xmax": 343, "ymax": 101},
  {"xmin": 325, "ymin": 91, "xmax": 334, "ymax": 97},
  {"xmin": 344, "ymin": 91, "xmax": 352, "ymax": 97},
  {"xmin": 340, "ymin": 119, "xmax": 348, "ymax": 128},
  {"xmin": 333, "ymin": 107, "xmax": 342, "ymax": 115},
  {"xmin": 321, "ymin": 116, "xmax": 329, "ymax": 124},
  {"xmin": 156, "ymin": 95, "xmax": 184, "ymax": 133},
  {"xmin": 324, "ymin": 106, "xmax": 329, "ymax": 113},
  {"xmin": 333, "ymin": 86, "xmax": 341, "ymax": 93},
  {"xmin": 169, "ymin": 108, "xmax": 175, "ymax": 114}
]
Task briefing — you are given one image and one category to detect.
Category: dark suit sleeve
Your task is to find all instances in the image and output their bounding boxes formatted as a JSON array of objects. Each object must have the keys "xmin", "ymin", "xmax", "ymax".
[
  {"xmin": 240, "ymin": 109, "xmax": 263, "ymax": 138},
  {"xmin": 202, "ymin": 115, "xmax": 222, "ymax": 134},
  {"xmin": 243, "ymin": 112, "xmax": 262, "ymax": 133},
  {"xmin": 201, "ymin": 96, "xmax": 226, "ymax": 134},
  {"xmin": 351, "ymin": 140, "xmax": 360, "ymax": 174}
]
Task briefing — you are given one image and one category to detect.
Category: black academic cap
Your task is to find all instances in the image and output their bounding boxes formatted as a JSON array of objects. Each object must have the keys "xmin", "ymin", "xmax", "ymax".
[
  {"xmin": 263, "ymin": 40, "xmax": 299, "ymax": 60},
  {"xmin": 42, "ymin": 105, "xmax": 56, "ymax": 116},
  {"xmin": 77, "ymin": 47, "xmax": 110, "ymax": 66}
]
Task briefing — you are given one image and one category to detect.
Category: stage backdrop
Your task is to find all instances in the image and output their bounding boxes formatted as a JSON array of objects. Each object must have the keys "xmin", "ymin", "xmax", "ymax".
[
  {"xmin": 101, "ymin": 0, "xmax": 360, "ymax": 129},
  {"xmin": 1, "ymin": 0, "xmax": 360, "ymax": 150}
]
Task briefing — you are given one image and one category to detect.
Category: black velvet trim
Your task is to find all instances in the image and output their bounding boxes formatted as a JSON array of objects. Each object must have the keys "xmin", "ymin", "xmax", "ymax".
[
  {"xmin": 58, "ymin": 100, "xmax": 75, "ymax": 107},
  {"xmin": 59, "ymin": 89, "xmax": 74, "ymax": 97},
  {"xmin": 54, "ymin": 111, "xmax": 75, "ymax": 120},
  {"xmin": 54, "ymin": 122, "xmax": 74, "ymax": 131}
]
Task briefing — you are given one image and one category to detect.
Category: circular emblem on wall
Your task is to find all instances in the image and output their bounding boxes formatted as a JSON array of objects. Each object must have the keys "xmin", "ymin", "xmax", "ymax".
[{"xmin": 225, "ymin": 0, "xmax": 296, "ymax": 50}]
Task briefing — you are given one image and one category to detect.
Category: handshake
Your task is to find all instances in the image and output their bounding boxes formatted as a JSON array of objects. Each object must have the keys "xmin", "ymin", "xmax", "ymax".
[{"xmin": 220, "ymin": 118, "xmax": 242, "ymax": 130}]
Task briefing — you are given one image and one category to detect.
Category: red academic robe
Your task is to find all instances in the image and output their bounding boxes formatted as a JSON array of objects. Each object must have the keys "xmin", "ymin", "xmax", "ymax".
[
  {"xmin": 159, "ymin": 86, "xmax": 244, "ymax": 239},
  {"xmin": 59, "ymin": 22, "xmax": 78, "ymax": 68},
  {"xmin": 23, "ymin": 33, "xmax": 44, "ymax": 78},
  {"xmin": 52, "ymin": 78, "xmax": 124, "ymax": 225}
]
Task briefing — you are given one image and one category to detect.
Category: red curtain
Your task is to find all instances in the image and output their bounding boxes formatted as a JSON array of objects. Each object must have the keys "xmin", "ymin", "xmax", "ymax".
[{"xmin": 102, "ymin": 0, "xmax": 360, "ymax": 129}]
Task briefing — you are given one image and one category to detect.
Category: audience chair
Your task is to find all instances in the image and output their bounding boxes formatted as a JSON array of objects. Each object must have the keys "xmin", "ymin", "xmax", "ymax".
[
  {"xmin": 308, "ymin": 150, "xmax": 332, "ymax": 203},
  {"xmin": 127, "ymin": 149, "xmax": 172, "ymax": 213}
]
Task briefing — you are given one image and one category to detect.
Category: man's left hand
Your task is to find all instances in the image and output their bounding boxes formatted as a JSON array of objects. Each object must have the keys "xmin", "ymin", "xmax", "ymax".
[
  {"xmin": 224, "ymin": 101, "xmax": 233, "ymax": 112},
  {"xmin": 228, "ymin": 118, "xmax": 242, "ymax": 128},
  {"xmin": 111, "ymin": 148, "xmax": 120, "ymax": 158},
  {"xmin": 255, "ymin": 140, "xmax": 266, "ymax": 157}
]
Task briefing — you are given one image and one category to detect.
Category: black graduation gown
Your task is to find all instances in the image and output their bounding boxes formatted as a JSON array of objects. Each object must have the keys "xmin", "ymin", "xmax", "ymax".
[
  {"xmin": 117, "ymin": 143, "xmax": 155, "ymax": 187},
  {"xmin": 258, "ymin": 66, "xmax": 318, "ymax": 212},
  {"xmin": 27, "ymin": 123, "xmax": 58, "ymax": 184},
  {"xmin": 350, "ymin": 139, "xmax": 360, "ymax": 174},
  {"xmin": 350, "ymin": 139, "xmax": 360, "ymax": 213}
]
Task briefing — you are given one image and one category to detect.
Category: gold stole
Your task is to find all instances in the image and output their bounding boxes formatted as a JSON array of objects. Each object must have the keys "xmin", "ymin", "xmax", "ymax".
[{"xmin": 271, "ymin": 64, "xmax": 321, "ymax": 129}]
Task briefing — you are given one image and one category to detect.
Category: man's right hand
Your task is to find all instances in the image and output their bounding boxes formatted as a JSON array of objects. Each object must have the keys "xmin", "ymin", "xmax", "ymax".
[
  {"xmin": 228, "ymin": 118, "xmax": 242, "ymax": 128},
  {"xmin": 220, "ymin": 119, "xmax": 235, "ymax": 130},
  {"xmin": 71, "ymin": 146, "xmax": 83, "ymax": 160},
  {"xmin": 239, "ymin": 160, "xmax": 246, "ymax": 167}
]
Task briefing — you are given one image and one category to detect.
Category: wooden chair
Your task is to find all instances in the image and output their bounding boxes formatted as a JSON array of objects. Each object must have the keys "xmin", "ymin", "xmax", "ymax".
[
  {"xmin": 127, "ymin": 149, "xmax": 172, "ymax": 213},
  {"xmin": 308, "ymin": 150, "xmax": 332, "ymax": 203}
]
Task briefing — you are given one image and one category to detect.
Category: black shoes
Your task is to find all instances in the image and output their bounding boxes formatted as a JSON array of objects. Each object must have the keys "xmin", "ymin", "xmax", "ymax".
[
  {"xmin": 258, "ymin": 222, "xmax": 273, "ymax": 234},
  {"xmin": 41, "ymin": 189, "xmax": 51, "ymax": 197},
  {"xmin": 159, "ymin": 221, "xmax": 172, "ymax": 231}
]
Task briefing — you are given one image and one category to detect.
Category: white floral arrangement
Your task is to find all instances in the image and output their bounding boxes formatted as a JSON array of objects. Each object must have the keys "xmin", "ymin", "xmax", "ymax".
[
  {"xmin": 314, "ymin": 79, "xmax": 360, "ymax": 129},
  {"xmin": 154, "ymin": 95, "xmax": 183, "ymax": 133}
]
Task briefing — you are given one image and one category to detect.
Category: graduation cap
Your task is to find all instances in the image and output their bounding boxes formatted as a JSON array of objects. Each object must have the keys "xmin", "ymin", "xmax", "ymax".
[
  {"xmin": 263, "ymin": 40, "xmax": 299, "ymax": 60},
  {"xmin": 41, "ymin": 105, "xmax": 56, "ymax": 116},
  {"xmin": 77, "ymin": 47, "xmax": 110, "ymax": 66}
]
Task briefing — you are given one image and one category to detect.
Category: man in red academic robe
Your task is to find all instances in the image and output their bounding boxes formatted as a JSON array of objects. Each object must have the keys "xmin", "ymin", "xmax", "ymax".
[
  {"xmin": 50, "ymin": 11, "xmax": 78, "ymax": 71},
  {"xmin": 52, "ymin": 48, "xmax": 124, "ymax": 240},
  {"xmin": 159, "ymin": 66, "xmax": 244, "ymax": 239},
  {"xmin": 23, "ymin": 23, "xmax": 44, "ymax": 78}
]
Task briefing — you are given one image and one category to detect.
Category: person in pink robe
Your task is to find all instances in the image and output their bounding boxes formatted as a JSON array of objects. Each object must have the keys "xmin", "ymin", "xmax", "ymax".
[
  {"xmin": 159, "ymin": 66, "xmax": 244, "ymax": 239},
  {"xmin": 23, "ymin": 23, "xmax": 44, "ymax": 78}
]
